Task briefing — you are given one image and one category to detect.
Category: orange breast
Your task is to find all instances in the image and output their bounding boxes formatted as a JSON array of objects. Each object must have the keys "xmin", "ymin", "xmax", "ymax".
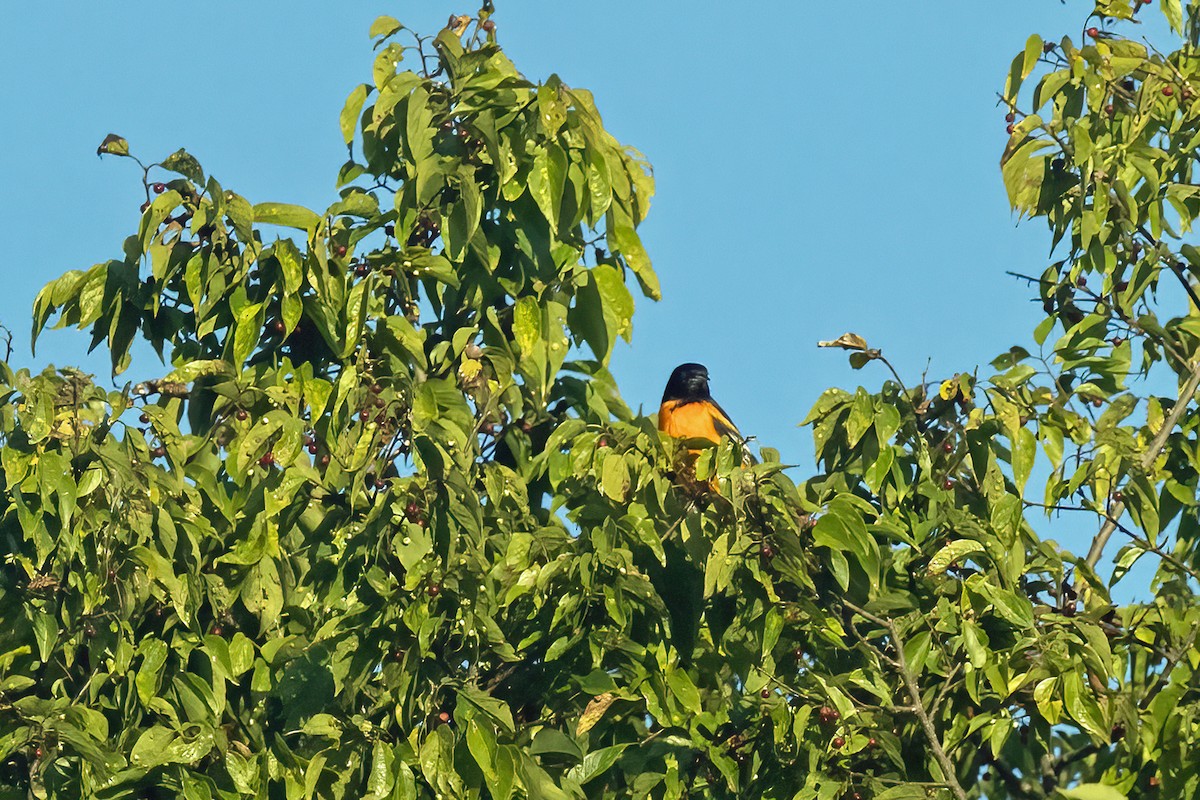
[{"xmin": 658, "ymin": 400, "xmax": 723, "ymax": 443}]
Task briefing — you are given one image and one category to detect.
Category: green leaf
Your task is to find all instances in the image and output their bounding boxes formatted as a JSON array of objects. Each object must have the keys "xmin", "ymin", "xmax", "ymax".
[
  {"xmin": 529, "ymin": 728, "xmax": 583, "ymax": 762},
  {"xmin": 1162, "ymin": 0, "xmax": 1183, "ymax": 34},
  {"xmin": 1057, "ymin": 785, "xmax": 1128, "ymax": 800},
  {"xmin": 135, "ymin": 638, "xmax": 169, "ymax": 706},
  {"xmin": 96, "ymin": 133, "xmax": 130, "ymax": 157},
  {"xmin": 537, "ymin": 80, "xmax": 567, "ymax": 136},
  {"xmin": 160, "ymin": 148, "xmax": 204, "ymax": 183},
  {"xmin": 565, "ymin": 743, "xmax": 630, "ymax": 785},
  {"xmin": 31, "ymin": 611, "xmax": 57, "ymax": 662},
  {"xmin": 369, "ymin": 14, "xmax": 404, "ymax": 40},
  {"xmin": 513, "ymin": 296, "xmax": 541, "ymax": 355},
  {"xmin": 1012, "ymin": 426, "xmax": 1036, "ymax": 493},
  {"xmin": 601, "ymin": 453, "xmax": 630, "ymax": 502},
  {"xmin": 607, "ymin": 206, "xmax": 659, "ymax": 300},
  {"xmin": 928, "ymin": 539, "xmax": 985, "ymax": 575},
  {"xmin": 341, "ymin": 84, "xmax": 371, "ymax": 145},
  {"xmin": 232, "ymin": 301, "xmax": 265, "ymax": 367},
  {"xmin": 529, "ymin": 141, "xmax": 567, "ymax": 232},
  {"xmin": 253, "ymin": 202, "xmax": 320, "ymax": 232}
]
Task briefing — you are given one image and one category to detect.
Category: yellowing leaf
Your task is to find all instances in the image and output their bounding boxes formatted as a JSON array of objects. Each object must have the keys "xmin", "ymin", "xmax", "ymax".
[
  {"xmin": 818, "ymin": 332, "xmax": 869, "ymax": 351},
  {"xmin": 576, "ymin": 693, "xmax": 616, "ymax": 736},
  {"xmin": 458, "ymin": 359, "xmax": 482, "ymax": 382}
]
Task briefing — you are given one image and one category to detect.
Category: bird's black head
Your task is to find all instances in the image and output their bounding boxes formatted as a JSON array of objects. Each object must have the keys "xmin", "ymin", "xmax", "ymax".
[{"xmin": 662, "ymin": 362, "xmax": 711, "ymax": 403}]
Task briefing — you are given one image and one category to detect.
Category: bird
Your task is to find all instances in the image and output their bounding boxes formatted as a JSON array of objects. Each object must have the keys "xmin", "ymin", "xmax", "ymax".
[{"xmin": 657, "ymin": 362, "xmax": 742, "ymax": 446}]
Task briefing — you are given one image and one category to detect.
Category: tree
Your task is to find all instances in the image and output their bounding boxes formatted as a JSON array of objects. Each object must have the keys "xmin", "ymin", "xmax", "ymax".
[{"xmin": 2, "ymin": 3, "xmax": 1200, "ymax": 798}]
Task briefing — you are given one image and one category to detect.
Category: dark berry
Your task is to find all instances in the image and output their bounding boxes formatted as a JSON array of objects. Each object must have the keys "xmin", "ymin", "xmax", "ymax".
[
  {"xmin": 1163, "ymin": 85, "xmax": 1175, "ymax": 97},
  {"xmin": 235, "ymin": 409, "xmax": 249, "ymax": 421},
  {"xmin": 374, "ymin": 478, "xmax": 386, "ymax": 490},
  {"xmin": 942, "ymin": 440, "xmax": 953, "ymax": 452},
  {"xmin": 139, "ymin": 412, "xmax": 150, "ymax": 424},
  {"xmin": 384, "ymin": 223, "xmax": 395, "ymax": 236},
  {"xmin": 438, "ymin": 711, "xmax": 451, "ymax": 723},
  {"xmin": 942, "ymin": 478, "xmax": 954, "ymax": 490},
  {"xmin": 152, "ymin": 182, "xmax": 166, "ymax": 194},
  {"xmin": 1006, "ymin": 123, "xmax": 1015, "ymax": 134},
  {"xmin": 481, "ymin": 18, "xmax": 495, "ymax": 32},
  {"xmin": 792, "ymin": 647, "xmax": 804, "ymax": 660},
  {"xmin": 1112, "ymin": 723, "xmax": 1125, "ymax": 741},
  {"xmin": 760, "ymin": 545, "xmax": 775, "ymax": 559},
  {"xmin": 1115, "ymin": 280, "xmax": 1129, "ymax": 291},
  {"xmin": 760, "ymin": 688, "xmax": 770, "ymax": 699},
  {"xmin": 271, "ymin": 319, "xmax": 286, "ymax": 334},
  {"xmin": 405, "ymin": 502, "xmax": 421, "ymax": 520},
  {"xmin": 1086, "ymin": 27, "xmax": 1099, "ymax": 38},
  {"xmin": 1113, "ymin": 489, "xmax": 1125, "ymax": 502},
  {"xmin": 259, "ymin": 452, "xmax": 275, "ymax": 467},
  {"xmin": 832, "ymin": 736, "xmax": 845, "ymax": 749},
  {"xmin": 1110, "ymin": 337, "xmax": 1125, "ymax": 347},
  {"xmin": 427, "ymin": 583, "xmax": 440, "ymax": 597},
  {"xmin": 868, "ymin": 737, "xmax": 878, "ymax": 748},
  {"xmin": 1076, "ymin": 276, "xmax": 1087, "ymax": 288},
  {"xmin": 371, "ymin": 382, "xmax": 384, "ymax": 393},
  {"xmin": 211, "ymin": 625, "xmax": 223, "ymax": 636},
  {"xmin": 336, "ymin": 245, "xmax": 347, "ymax": 257},
  {"xmin": 151, "ymin": 446, "xmax": 166, "ymax": 459},
  {"xmin": 1105, "ymin": 104, "xmax": 1115, "ymax": 116},
  {"xmin": 354, "ymin": 263, "xmax": 371, "ymax": 277},
  {"xmin": 1043, "ymin": 41, "xmax": 1055, "ymax": 53},
  {"xmin": 1004, "ymin": 112, "xmax": 1015, "ymax": 123},
  {"xmin": 359, "ymin": 408, "xmax": 370, "ymax": 422},
  {"xmin": 140, "ymin": 201, "xmax": 151, "ymax": 213},
  {"xmin": 306, "ymin": 443, "xmax": 318, "ymax": 455},
  {"xmin": 320, "ymin": 454, "xmax": 331, "ymax": 466}
]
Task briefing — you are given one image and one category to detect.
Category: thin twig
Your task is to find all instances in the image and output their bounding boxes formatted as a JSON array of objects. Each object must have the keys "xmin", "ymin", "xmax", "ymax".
[{"xmin": 843, "ymin": 601, "xmax": 969, "ymax": 800}]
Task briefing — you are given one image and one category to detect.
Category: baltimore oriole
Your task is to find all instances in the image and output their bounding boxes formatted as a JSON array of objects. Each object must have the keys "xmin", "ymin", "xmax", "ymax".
[{"xmin": 658, "ymin": 363, "xmax": 742, "ymax": 445}]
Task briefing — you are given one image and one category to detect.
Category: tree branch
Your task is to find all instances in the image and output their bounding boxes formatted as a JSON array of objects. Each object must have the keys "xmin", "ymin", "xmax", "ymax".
[
  {"xmin": 1085, "ymin": 359, "xmax": 1200, "ymax": 568},
  {"xmin": 843, "ymin": 601, "xmax": 969, "ymax": 800}
]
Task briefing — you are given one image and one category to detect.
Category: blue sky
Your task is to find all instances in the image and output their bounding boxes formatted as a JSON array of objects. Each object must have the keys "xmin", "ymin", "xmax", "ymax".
[{"xmin": 0, "ymin": 3, "xmax": 1172, "ymax": 574}]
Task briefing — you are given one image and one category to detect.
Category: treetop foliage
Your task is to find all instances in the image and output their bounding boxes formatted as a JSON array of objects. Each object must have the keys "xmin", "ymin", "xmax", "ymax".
[{"xmin": 3, "ymin": 3, "xmax": 1200, "ymax": 799}]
